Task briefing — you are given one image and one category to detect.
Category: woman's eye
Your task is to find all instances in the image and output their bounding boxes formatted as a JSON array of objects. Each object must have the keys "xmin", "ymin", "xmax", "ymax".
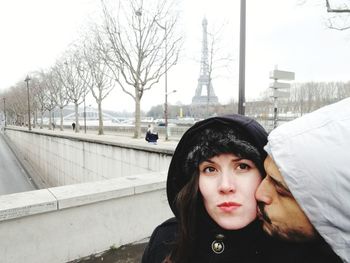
[
  {"xmin": 237, "ymin": 163, "xmax": 250, "ymax": 170},
  {"xmin": 203, "ymin": 166, "xmax": 216, "ymax": 173}
]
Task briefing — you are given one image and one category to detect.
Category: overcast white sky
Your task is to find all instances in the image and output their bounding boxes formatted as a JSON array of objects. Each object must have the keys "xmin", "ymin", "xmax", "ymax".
[{"xmin": 0, "ymin": 0, "xmax": 350, "ymax": 112}]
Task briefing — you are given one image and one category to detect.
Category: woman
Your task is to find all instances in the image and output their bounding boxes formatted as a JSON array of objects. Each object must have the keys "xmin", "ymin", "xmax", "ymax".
[
  {"xmin": 145, "ymin": 124, "xmax": 159, "ymax": 144},
  {"xmin": 142, "ymin": 114, "xmax": 270, "ymax": 263}
]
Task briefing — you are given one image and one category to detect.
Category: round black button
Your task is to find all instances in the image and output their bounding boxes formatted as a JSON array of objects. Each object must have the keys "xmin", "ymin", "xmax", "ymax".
[{"xmin": 211, "ymin": 240, "xmax": 225, "ymax": 254}]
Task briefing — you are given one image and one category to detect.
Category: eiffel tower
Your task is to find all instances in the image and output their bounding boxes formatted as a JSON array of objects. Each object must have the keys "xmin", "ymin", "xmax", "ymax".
[{"xmin": 192, "ymin": 17, "xmax": 219, "ymax": 106}]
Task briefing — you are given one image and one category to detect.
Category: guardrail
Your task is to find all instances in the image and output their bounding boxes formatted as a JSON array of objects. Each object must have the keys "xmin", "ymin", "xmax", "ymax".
[{"xmin": 0, "ymin": 172, "xmax": 172, "ymax": 263}]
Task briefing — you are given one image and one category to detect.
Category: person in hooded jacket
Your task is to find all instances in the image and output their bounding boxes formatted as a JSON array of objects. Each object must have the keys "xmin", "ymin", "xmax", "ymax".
[
  {"xmin": 142, "ymin": 114, "xmax": 272, "ymax": 263},
  {"xmin": 256, "ymin": 98, "xmax": 349, "ymax": 262},
  {"xmin": 145, "ymin": 124, "xmax": 159, "ymax": 144}
]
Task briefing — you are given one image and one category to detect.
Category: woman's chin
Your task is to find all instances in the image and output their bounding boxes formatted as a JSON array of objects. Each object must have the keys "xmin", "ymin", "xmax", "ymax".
[{"xmin": 216, "ymin": 218, "xmax": 252, "ymax": 230}]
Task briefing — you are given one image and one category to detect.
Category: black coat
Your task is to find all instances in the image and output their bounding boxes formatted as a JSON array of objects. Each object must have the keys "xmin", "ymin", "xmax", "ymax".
[
  {"xmin": 141, "ymin": 217, "xmax": 343, "ymax": 263},
  {"xmin": 141, "ymin": 217, "xmax": 177, "ymax": 263},
  {"xmin": 142, "ymin": 217, "xmax": 272, "ymax": 263},
  {"xmin": 145, "ymin": 131, "xmax": 158, "ymax": 142}
]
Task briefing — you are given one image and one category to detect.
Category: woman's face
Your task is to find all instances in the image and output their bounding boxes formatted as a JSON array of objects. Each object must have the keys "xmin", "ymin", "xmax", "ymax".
[{"xmin": 199, "ymin": 153, "xmax": 262, "ymax": 230}]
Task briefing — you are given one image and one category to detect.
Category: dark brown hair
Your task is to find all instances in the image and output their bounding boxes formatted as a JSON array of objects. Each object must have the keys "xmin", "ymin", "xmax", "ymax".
[{"xmin": 168, "ymin": 171, "xmax": 200, "ymax": 263}]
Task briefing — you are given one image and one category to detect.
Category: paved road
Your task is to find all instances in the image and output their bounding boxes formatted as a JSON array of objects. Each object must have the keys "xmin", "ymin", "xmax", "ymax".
[{"xmin": 0, "ymin": 131, "xmax": 36, "ymax": 195}]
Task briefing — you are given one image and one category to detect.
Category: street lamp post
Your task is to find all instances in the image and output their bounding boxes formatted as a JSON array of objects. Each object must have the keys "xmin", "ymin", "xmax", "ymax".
[
  {"xmin": 165, "ymin": 89, "xmax": 176, "ymax": 138},
  {"xmin": 24, "ymin": 75, "xmax": 32, "ymax": 131},
  {"xmin": 83, "ymin": 92, "xmax": 87, "ymax": 134},
  {"xmin": 163, "ymin": 26, "xmax": 169, "ymax": 140},
  {"xmin": 3, "ymin": 97, "xmax": 6, "ymax": 127},
  {"xmin": 238, "ymin": 0, "xmax": 246, "ymax": 115},
  {"xmin": 153, "ymin": 20, "xmax": 169, "ymax": 140}
]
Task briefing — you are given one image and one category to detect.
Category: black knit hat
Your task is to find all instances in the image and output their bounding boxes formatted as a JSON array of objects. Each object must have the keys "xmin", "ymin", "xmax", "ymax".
[{"xmin": 166, "ymin": 114, "xmax": 268, "ymax": 217}]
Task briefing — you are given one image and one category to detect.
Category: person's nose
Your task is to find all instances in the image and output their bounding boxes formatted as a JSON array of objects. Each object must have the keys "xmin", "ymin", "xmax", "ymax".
[
  {"xmin": 255, "ymin": 178, "xmax": 272, "ymax": 205},
  {"xmin": 218, "ymin": 170, "xmax": 236, "ymax": 194}
]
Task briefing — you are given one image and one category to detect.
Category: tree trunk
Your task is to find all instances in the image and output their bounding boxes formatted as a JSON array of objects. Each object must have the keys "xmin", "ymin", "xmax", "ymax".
[
  {"xmin": 48, "ymin": 110, "xmax": 52, "ymax": 130},
  {"xmin": 98, "ymin": 100, "xmax": 104, "ymax": 135},
  {"xmin": 33, "ymin": 111, "xmax": 36, "ymax": 128},
  {"xmin": 75, "ymin": 101, "xmax": 80, "ymax": 133},
  {"xmin": 51, "ymin": 111, "xmax": 56, "ymax": 130},
  {"xmin": 60, "ymin": 107, "xmax": 64, "ymax": 131},
  {"xmin": 134, "ymin": 92, "xmax": 141, "ymax": 138},
  {"xmin": 40, "ymin": 110, "xmax": 44, "ymax": 129}
]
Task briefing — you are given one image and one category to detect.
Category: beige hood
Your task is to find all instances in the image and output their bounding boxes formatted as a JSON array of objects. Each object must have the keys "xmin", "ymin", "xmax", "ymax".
[{"xmin": 265, "ymin": 98, "xmax": 350, "ymax": 262}]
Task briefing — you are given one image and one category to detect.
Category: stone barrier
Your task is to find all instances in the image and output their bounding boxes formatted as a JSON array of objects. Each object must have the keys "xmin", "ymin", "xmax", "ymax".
[{"xmin": 0, "ymin": 172, "xmax": 172, "ymax": 263}]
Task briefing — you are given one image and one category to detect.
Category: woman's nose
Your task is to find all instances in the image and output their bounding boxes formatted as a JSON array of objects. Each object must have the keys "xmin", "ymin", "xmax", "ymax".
[{"xmin": 218, "ymin": 171, "xmax": 235, "ymax": 194}]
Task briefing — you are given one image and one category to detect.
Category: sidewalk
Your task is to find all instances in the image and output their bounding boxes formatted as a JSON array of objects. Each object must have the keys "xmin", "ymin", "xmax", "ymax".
[
  {"xmin": 12, "ymin": 125, "xmax": 179, "ymax": 151},
  {"xmin": 70, "ymin": 241, "xmax": 148, "ymax": 263}
]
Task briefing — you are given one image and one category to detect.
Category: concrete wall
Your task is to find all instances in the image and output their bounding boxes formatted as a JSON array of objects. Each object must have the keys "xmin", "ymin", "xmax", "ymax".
[
  {"xmin": 5, "ymin": 128, "xmax": 173, "ymax": 188},
  {"xmin": 0, "ymin": 172, "xmax": 173, "ymax": 263}
]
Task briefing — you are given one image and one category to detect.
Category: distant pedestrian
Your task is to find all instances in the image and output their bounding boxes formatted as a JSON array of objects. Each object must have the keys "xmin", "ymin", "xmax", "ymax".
[
  {"xmin": 145, "ymin": 124, "xmax": 158, "ymax": 144},
  {"xmin": 72, "ymin": 122, "xmax": 76, "ymax": 131}
]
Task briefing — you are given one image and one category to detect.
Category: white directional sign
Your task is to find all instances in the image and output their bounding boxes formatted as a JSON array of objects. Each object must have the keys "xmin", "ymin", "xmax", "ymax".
[
  {"xmin": 271, "ymin": 89, "xmax": 290, "ymax": 98},
  {"xmin": 270, "ymin": 70, "xmax": 295, "ymax": 80},
  {"xmin": 270, "ymin": 81, "xmax": 291, "ymax": 89},
  {"xmin": 269, "ymin": 68, "xmax": 294, "ymax": 128}
]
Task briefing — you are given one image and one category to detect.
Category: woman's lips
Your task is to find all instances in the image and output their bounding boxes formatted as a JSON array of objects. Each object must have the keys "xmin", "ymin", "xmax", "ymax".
[{"xmin": 217, "ymin": 202, "xmax": 241, "ymax": 212}]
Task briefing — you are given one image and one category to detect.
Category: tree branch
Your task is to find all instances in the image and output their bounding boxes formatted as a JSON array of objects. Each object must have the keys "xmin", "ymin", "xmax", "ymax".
[{"xmin": 326, "ymin": 0, "xmax": 350, "ymax": 13}]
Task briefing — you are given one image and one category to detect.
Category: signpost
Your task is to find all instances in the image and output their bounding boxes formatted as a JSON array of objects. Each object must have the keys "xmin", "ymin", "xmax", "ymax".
[
  {"xmin": 269, "ymin": 68, "xmax": 295, "ymax": 128},
  {"xmin": 272, "ymin": 89, "xmax": 290, "ymax": 98},
  {"xmin": 270, "ymin": 69, "xmax": 295, "ymax": 80}
]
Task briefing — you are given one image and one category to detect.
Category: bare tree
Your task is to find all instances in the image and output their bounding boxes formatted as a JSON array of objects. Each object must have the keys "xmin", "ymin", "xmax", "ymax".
[
  {"xmin": 31, "ymin": 73, "xmax": 49, "ymax": 129},
  {"xmin": 32, "ymin": 71, "xmax": 58, "ymax": 130},
  {"xmin": 326, "ymin": 0, "xmax": 350, "ymax": 13},
  {"xmin": 338, "ymin": 81, "xmax": 350, "ymax": 98},
  {"xmin": 206, "ymin": 21, "xmax": 233, "ymax": 117},
  {"xmin": 46, "ymin": 90, "xmax": 58, "ymax": 130},
  {"xmin": 276, "ymin": 81, "xmax": 348, "ymax": 116},
  {"xmin": 0, "ymin": 89, "xmax": 18, "ymax": 126},
  {"xmin": 30, "ymin": 72, "xmax": 56, "ymax": 130},
  {"xmin": 77, "ymin": 36, "xmax": 115, "ymax": 135},
  {"xmin": 46, "ymin": 67, "xmax": 70, "ymax": 131},
  {"xmin": 55, "ymin": 53, "xmax": 87, "ymax": 133},
  {"xmin": 97, "ymin": 0, "xmax": 181, "ymax": 138},
  {"xmin": 325, "ymin": 0, "xmax": 350, "ymax": 30},
  {"xmin": 297, "ymin": 1, "xmax": 350, "ymax": 30},
  {"xmin": 6, "ymin": 84, "xmax": 28, "ymax": 125}
]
